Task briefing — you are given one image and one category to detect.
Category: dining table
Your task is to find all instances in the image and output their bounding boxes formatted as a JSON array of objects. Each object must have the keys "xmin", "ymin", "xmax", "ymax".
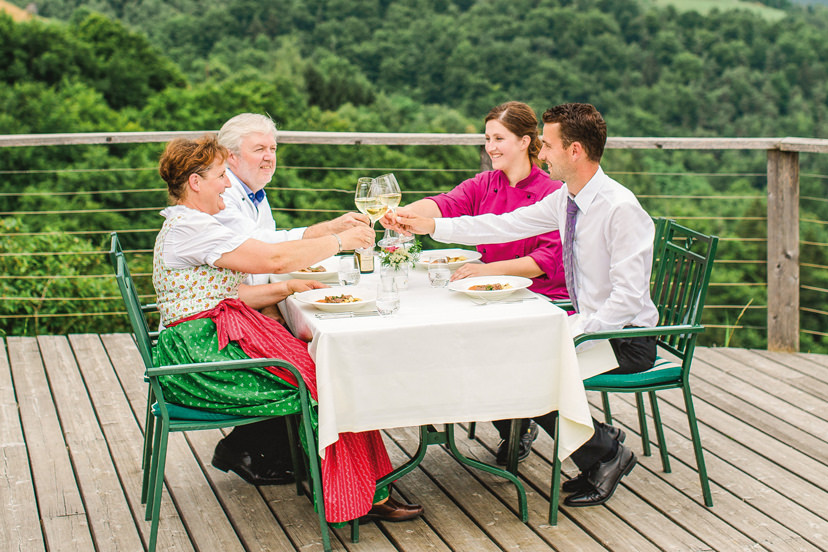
[{"xmin": 275, "ymin": 255, "xmax": 596, "ymax": 522}]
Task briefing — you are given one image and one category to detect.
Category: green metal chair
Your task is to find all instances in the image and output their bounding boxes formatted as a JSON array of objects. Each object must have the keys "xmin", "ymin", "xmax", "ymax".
[
  {"xmin": 547, "ymin": 220, "xmax": 718, "ymax": 524},
  {"xmin": 113, "ymin": 249, "xmax": 331, "ymax": 552},
  {"xmin": 109, "ymin": 232, "xmax": 159, "ymax": 504}
]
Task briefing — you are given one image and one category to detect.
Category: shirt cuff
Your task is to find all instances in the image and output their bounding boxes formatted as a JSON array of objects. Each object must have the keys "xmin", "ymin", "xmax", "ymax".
[{"xmin": 432, "ymin": 217, "xmax": 453, "ymax": 242}]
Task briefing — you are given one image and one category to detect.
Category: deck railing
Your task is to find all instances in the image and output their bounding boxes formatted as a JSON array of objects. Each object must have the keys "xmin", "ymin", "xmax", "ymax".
[{"xmin": 2, "ymin": 131, "xmax": 827, "ymax": 352}]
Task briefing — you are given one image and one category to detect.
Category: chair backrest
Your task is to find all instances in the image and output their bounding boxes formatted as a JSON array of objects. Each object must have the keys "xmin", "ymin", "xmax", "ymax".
[
  {"xmin": 113, "ymin": 247, "xmax": 155, "ymax": 370},
  {"xmin": 650, "ymin": 220, "xmax": 718, "ymax": 362},
  {"xmin": 651, "ymin": 217, "xmax": 669, "ymax": 273}
]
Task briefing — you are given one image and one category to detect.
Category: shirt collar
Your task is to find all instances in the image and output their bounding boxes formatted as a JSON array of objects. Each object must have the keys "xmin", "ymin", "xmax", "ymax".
[
  {"xmin": 568, "ymin": 166, "xmax": 605, "ymax": 214},
  {"xmin": 227, "ymin": 168, "xmax": 266, "ymax": 206}
]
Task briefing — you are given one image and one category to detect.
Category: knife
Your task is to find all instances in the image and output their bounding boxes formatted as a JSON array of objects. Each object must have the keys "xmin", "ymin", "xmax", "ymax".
[{"xmin": 315, "ymin": 311, "xmax": 380, "ymax": 319}]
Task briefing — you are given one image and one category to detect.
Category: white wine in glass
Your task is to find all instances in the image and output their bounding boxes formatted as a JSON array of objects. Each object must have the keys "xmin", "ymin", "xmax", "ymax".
[
  {"xmin": 354, "ymin": 177, "xmax": 375, "ymax": 215},
  {"xmin": 374, "ymin": 174, "xmax": 401, "ymax": 211}
]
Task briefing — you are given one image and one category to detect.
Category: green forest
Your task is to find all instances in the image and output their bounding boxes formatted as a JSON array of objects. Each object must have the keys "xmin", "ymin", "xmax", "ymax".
[{"xmin": 1, "ymin": 0, "xmax": 827, "ymax": 352}]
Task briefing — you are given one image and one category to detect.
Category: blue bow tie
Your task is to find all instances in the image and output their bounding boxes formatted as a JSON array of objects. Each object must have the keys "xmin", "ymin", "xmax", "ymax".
[{"xmin": 247, "ymin": 189, "xmax": 266, "ymax": 205}]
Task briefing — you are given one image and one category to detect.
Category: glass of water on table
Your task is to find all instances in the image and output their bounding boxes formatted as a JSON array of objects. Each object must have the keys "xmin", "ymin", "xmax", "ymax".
[
  {"xmin": 338, "ymin": 255, "xmax": 360, "ymax": 286},
  {"xmin": 376, "ymin": 279, "xmax": 400, "ymax": 316},
  {"xmin": 427, "ymin": 257, "xmax": 450, "ymax": 288}
]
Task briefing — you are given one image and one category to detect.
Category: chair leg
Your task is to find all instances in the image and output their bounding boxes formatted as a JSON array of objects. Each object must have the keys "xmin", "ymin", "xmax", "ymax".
[
  {"xmin": 649, "ymin": 391, "xmax": 671, "ymax": 473},
  {"xmin": 284, "ymin": 415, "xmax": 305, "ymax": 496},
  {"xmin": 683, "ymin": 385, "xmax": 713, "ymax": 507},
  {"xmin": 601, "ymin": 392, "xmax": 613, "ymax": 424},
  {"xmin": 141, "ymin": 397, "xmax": 155, "ymax": 504},
  {"xmin": 147, "ymin": 421, "xmax": 170, "ymax": 552},
  {"xmin": 145, "ymin": 417, "xmax": 163, "ymax": 518},
  {"xmin": 467, "ymin": 421, "xmax": 477, "ymax": 439},
  {"xmin": 548, "ymin": 416, "xmax": 561, "ymax": 525},
  {"xmin": 299, "ymin": 411, "xmax": 331, "ymax": 552},
  {"xmin": 635, "ymin": 392, "xmax": 652, "ymax": 457}
]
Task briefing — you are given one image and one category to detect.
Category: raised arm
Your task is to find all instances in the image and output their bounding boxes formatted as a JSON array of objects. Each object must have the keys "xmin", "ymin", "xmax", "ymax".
[{"xmin": 215, "ymin": 224, "xmax": 375, "ymax": 274}]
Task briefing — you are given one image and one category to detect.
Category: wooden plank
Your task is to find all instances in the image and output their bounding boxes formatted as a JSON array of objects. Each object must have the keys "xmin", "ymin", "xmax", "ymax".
[
  {"xmin": 37, "ymin": 335, "xmax": 143, "ymax": 551},
  {"xmin": 8, "ymin": 131, "xmax": 821, "ymax": 150},
  {"xmin": 705, "ymin": 348, "xmax": 828, "ymax": 402},
  {"xmin": 6, "ymin": 336, "xmax": 95, "ymax": 551},
  {"xmin": 469, "ymin": 420, "xmax": 757, "ymax": 552},
  {"xmin": 759, "ymin": 350, "xmax": 828, "ymax": 383},
  {"xmin": 69, "ymin": 333, "xmax": 193, "ymax": 551},
  {"xmin": 389, "ymin": 426, "xmax": 609, "ymax": 551},
  {"xmin": 0, "ymin": 338, "xmax": 45, "ymax": 551},
  {"xmin": 606, "ymin": 388, "xmax": 828, "ymax": 549},
  {"xmin": 767, "ymin": 149, "xmax": 800, "ymax": 352},
  {"xmin": 692, "ymin": 349, "xmax": 828, "ymax": 443},
  {"xmin": 99, "ymin": 333, "xmax": 245, "ymax": 551},
  {"xmin": 185, "ymin": 428, "xmax": 299, "ymax": 551}
]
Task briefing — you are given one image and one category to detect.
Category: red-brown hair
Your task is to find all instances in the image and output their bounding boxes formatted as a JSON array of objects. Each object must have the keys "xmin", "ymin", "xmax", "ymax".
[{"xmin": 159, "ymin": 134, "xmax": 229, "ymax": 203}]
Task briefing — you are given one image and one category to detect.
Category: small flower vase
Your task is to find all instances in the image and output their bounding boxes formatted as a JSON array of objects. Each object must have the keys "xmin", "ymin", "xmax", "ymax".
[{"xmin": 381, "ymin": 263, "xmax": 409, "ymax": 290}]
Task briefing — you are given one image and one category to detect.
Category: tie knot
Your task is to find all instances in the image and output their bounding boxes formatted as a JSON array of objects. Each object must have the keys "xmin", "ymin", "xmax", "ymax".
[{"xmin": 567, "ymin": 197, "xmax": 578, "ymax": 215}]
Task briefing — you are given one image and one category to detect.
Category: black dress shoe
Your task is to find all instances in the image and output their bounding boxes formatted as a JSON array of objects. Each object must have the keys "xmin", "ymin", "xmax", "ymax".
[
  {"xmin": 564, "ymin": 444, "xmax": 636, "ymax": 507},
  {"xmin": 562, "ymin": 424, "xmax": 626, "ymax": 493},
  {"xmin": 211, "ymin": 441, "xmax": 294, "ymax": 486},
  {"xmin": 496, "ymin": 421, "xmax": 539, "ymax": 465},
  {"xmin": 363, "ymin": 496, "xmax": 424, "ymax": 522}
]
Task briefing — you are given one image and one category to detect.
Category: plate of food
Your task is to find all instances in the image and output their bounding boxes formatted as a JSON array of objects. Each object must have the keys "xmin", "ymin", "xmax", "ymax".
[
  {"xmin": 447, "ymin": 275, "xmax": 533, "ymax": 300},
  {"xmin": 293, "ymin": 286, "xmax": 377, "ymax": 312},
  {"xmin": 288, "ymin": 256, "xmax": 340, "ymax": 282},
  {"xmin": 415, "ymin": 248, "xmax": 482, "ymax": 271}
]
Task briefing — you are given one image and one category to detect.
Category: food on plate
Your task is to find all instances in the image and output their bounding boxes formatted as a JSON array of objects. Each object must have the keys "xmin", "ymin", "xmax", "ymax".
[
  {"xmin": 469, "ymin": 283, "xmax": 512, "ymax": 291},
  {"xmin": 298, "ymin": 265, "xmax": 326, "ymax": 273},
  {"xmin": 317, "ymin": 294, "xmax": 361, "ymax": 304},
  {"xmin": 428, "ymin": 255, "xmax": 467, "ymax": 264}
]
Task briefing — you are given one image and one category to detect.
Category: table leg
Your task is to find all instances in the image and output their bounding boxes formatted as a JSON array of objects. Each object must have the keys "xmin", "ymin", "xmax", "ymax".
[{"xmin": 443, "ymin": 424, "xmax": 528, "ymax": 522}]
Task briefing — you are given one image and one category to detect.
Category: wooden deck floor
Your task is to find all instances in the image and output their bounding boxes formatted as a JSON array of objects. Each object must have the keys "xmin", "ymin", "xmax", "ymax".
[{"xmin": 2, "ymin": 335, "xmax": 828, "ymax": 551}]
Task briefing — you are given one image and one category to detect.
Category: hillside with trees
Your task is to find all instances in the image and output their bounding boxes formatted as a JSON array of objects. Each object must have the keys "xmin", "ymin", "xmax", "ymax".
[{"xmin": 1, "ymin": 0, "xmax": 827, "ymax": 351}]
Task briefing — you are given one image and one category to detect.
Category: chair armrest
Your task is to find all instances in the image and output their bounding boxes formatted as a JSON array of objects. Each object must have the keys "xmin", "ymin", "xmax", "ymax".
[
  {"xmin": 148, "ymin": 357, "xmax": 301, "ymax": 379},
  {"xmin": 573, "ymin": 324, "xmax": 703, "ymax": 346},
  {"xmin": 141, "ymin": 303, "xmax": 158, "ymax": 313},
  {"xmin": 552, "ymin": 299, "xmax": 574, "ymax": 310}
]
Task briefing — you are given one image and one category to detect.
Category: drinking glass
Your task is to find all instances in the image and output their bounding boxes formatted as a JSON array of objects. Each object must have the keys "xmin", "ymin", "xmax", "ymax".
[
  {"xmin": 427, "ymin": 257, "xmax": 451, "ymax": 288},
  {"xmin": 354, "ymin": 177, "xmax": 375, "ymax": 216},
  {"xmin": 376, "ymin": 280, "xmax": 400, "ymax": 317},
  {"xmin": 337, "ymin": 255, "xmax": 360, "ymax": 286},
  {"xmin": 373, "ymin": 173, "xmax": 401, "ymax": 213}
]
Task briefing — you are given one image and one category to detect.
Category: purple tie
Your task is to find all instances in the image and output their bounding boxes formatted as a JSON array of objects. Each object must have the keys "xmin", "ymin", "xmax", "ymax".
[{"xmin": 564, "ymin": 196, "xmax": 579, "ymax": 312}]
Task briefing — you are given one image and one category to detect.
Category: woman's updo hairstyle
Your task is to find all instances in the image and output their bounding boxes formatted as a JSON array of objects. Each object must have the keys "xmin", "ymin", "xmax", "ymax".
[
  {"xmin": 159, "ymin": 134, "xmax": 229, "ymax": 203},
  {"xmin": 484, "ymin": 101, "xmax": 542, "ymax": 167}
]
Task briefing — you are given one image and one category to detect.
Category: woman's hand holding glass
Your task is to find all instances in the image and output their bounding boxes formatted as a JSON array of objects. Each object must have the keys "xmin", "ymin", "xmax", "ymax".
[{"xmin": 390, "ymin": 206, "xmax": 436, "ymax": 236}]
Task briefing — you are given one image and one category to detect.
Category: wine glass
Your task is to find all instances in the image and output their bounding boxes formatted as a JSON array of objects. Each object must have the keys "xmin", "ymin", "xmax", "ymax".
[
  {"xmin": 373, "ymin": 173, "xmax": 401, "ymax": 214},
  {"xmin": 354, "ymin": 177, "xmax": 375, "ymax": 217}
]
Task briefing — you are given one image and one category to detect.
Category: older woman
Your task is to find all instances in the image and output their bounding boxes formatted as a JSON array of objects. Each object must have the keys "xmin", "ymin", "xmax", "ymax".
[{"xmin": 152, "ymin": 134, "xmax": 422, "ymax": 523}]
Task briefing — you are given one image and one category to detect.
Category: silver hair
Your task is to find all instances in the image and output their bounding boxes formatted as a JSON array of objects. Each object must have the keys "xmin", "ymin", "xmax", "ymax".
[{"xmin": 217, "ymin": 113, "xmax": 277, "ymax": 154}]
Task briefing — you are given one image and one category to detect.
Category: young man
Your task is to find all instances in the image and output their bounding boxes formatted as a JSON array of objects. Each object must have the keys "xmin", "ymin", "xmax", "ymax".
[{"xmin": 394, "ymin": 103, "xmax": 658, "ymax": 506}]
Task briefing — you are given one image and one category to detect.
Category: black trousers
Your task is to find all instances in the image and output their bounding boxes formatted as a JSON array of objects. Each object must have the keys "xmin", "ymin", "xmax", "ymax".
[
  {"xmin": 494, "ymin": 332, "xmax": 656, "ymax": 472},
  {"xmin": 221, "ymin": 417, "xmax": 294, "ymax": 464}
]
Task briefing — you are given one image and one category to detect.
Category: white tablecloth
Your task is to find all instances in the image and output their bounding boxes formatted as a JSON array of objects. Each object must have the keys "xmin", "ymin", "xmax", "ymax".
[{"xmin": 279, "ymin": 263, "xmax": 595, "ymax": 461}]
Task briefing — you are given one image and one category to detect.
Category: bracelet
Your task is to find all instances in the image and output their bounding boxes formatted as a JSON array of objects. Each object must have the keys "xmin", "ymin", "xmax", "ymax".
[{"xmin": 332, "ymin": 233, "xmax": 343, "ymax": 253}]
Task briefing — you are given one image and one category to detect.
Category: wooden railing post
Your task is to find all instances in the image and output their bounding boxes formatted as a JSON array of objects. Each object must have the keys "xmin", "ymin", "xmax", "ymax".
[{"xmin": 766, "ymin": 149, "xmax": 800, "ymax": 352}]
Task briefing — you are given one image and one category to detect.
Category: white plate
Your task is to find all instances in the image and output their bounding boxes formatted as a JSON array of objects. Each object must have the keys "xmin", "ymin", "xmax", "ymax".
[
  {"xmin": 293, "ymin": 286, "xmax": 377, "ymax": 312},
  {"xmin": 288, "ymin": 256, "xmax": 340, "ymax": 282},
  {"xmin": 416, "ymin": 248, "xmax": 482, "ymax": 271},
  {"xmin": 448, "ymin": 275, "xmax": 532, "ymax": 300}
]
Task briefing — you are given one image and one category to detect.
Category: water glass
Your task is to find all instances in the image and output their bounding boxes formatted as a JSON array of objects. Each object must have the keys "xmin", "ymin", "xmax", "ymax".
[
  {"xmin": 427, "ymin": 257, "xmax": 451, "ymax": 288},
  {"xmin": 337, "ymin": 255, "xmax": 360, "ymax": 286},
  {"xmin": 376, "ymin": 281, "xmax": 400, "ymax": 316}
]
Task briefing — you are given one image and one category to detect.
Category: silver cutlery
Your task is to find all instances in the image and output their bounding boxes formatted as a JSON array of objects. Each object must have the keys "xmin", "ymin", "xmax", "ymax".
[
  {"xmin": 315, "ymin": 311, "xmax": 380, "ymax": 319},
  {"xmin": 471, "ymin": 297, "xmax": 540, "ymax": 306}
]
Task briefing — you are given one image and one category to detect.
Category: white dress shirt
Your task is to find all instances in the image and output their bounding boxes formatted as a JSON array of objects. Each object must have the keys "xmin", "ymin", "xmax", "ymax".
[
  {"xmin": 213, "ymin": 169, "xmax": 306, "ymax": 284},
  {"xmin": 433, "ymin": 167, "xmax": 659, "ymax": 337}
]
